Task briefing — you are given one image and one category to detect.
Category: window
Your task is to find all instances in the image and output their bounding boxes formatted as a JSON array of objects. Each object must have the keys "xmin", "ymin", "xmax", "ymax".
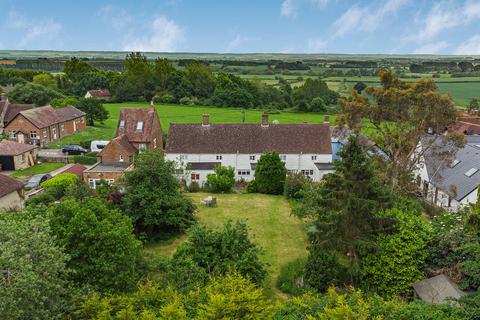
[
  {"xmin": 465, "ymin": 168, "xmax": 478, "ymax": 177},
  {"xmin": 301, "ymin": 169, "xmax": 314, "ymax": 176},
  {"xmin": 30, "ymin": 131, "xmax": 37, "ymax": 139},
  {"xmin": 21, "ymin": 153, "xmax": 25, "ymax": 161},
  {"xmin": 450, "ymin": 159, "xmax": 461, "ymax": 167},
  {"xmin": 136, "ymin": 121, "xmax": 144, "ymax": 130},
  {"xmin": 179, "ymin": 154, "xmax": 188, "ymax": 161},
  {"xmin": 139, "ymin": 143, "xmax": 147, "ymax": 153},
  {"xmin": 60, "ymin": 123, "xmax": 65, "ymax": 132},
  {"xmin": 119, "ymin": 120, "xmax": 125, "ymax": 128},
  {"xmin": 280, "ymin": 155, "xmax": 286, "ymax": 161},
  {"xmin": 43, "ymin": 130, "xmax": 47, "ymax": 138},
  {"xmin": 89, "ymin": 179, "xmax": 114, "ymax": 189},
  {"xmin": 89, "ymin": 179, "xmax": 95, "ymax": 189},
  {"xmin": 175, "ymin": 169, "xmax": 184, "ymax": 174},
  {"xmin": 153, "ymin": 138, "xmax": 157, "ymax": 149},
  {"xmin": 250, "ymin": 155, "xmax": 256, "ymax": 161},
  {"xmin": 311, "ymin": 155, "xmax": 317, "ymax": 161},
  {"xmin": 216, "ymin": 155, "xmax": 222, "ymax": 160},
  {"xmin": 119, "ymin": 154, "xmax": 124, "ymax": 162},
  {"xmin": 237, "ymin": 170, "xmax": 251, "ymax": 176},
  {"xmin": 9, "ymin": 131, "xmax": 16, "ymax": 139},
  {"xmin": 191, "ymin": 173, "xmax": 200, "ymax": 181}
]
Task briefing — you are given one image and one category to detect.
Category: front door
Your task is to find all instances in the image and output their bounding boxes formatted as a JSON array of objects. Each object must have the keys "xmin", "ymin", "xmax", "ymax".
[
  {"xmin": 73, "ymin": 120, "xmax": 77, "ymax": 132},
  {"xmin": 52, "ymin": 127, "xmax": 57, "ymax": 140},
  {"xmin": 17, "ymin": 132, "xmax": 24, "ymax": 144}
]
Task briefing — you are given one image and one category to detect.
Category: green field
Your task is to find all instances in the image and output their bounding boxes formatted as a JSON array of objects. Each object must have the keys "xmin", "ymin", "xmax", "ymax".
[
  {"xmin": 47, "ymin": 103, "xmax": 334, "ymax": 148},
  {"xmin": 11, "ymin": 162, "xmax": 64, "ymax": 180},
  {"xmin": 145, "ymin": 192, "xmax": 308, "ymax": 296}
]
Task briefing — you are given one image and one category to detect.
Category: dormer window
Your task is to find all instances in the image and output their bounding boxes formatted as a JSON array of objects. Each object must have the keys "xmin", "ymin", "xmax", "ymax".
[
  {"xmin": 119, "ymin": 120, "xmax": 125, "ymax": 128},
  {"xmin": 136, "ymin": 121, "xmax": 144, "ymax": 131},
  {"xmin": 119, "ymin": 154, "xmax": 124, "ymax": 162}
]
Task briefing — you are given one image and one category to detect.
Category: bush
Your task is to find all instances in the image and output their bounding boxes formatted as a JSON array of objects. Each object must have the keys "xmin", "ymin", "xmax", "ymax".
[
  {"xmin": 284, "ymin": 172, "xmax": 309, "ymax": 199},
  {"xmin": 73, "ymin": 155, "xmax": 97, "ymax": 165},
  {"xmin": 26, "ymin": 192, "xmax": 56, "ymax": 206},
  {"xmin": 40, "ymin": 173, "xmax": 79, "ymax": 199},
  {"xmin": 207, "ymin": 165, "xmax": 235, "ymax": 193},
  {"xmin": 304, "ymin": 249, "xmax": 345, "ymax": 292},
  {"xmin": 188, "ymin": 181, "xmax": 200, "ymax": 192},
  {"xmin": 246, "ymin": 179, "xmax": 258, "ymax": 193},
  {"xmin": 276, "ymin": 257, "xmax": 307, "ymax": 296},
  {"xmin": 255, "ymin": 152, "xmax": 287, "ymax": 195}
]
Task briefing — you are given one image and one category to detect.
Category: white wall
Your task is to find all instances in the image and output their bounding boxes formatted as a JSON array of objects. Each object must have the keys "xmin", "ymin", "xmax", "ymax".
[
  {"xmin": 165, "ymin": 152, "xmax": 333, "ymax": 186},
  {"xmin": 0, "ymin": 191, "xmax": 24, "ymax": 211}
]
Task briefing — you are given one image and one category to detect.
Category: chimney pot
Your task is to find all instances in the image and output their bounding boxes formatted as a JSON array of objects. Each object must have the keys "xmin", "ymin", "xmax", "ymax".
[
  {"xmin": 323, "ymin": 115, "xmax": 330, "ymax": 124},
  {"xmin": 261, "ymin": 113, "xmax": 269, "ymax": 127},
  {"xmin": 202, "ymin": 114, "xmax": 210, "ymax": 127}
]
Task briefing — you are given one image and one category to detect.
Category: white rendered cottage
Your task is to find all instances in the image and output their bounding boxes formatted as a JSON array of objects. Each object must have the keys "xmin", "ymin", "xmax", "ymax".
[{"xmin": 165, "ymin": 114, "xmax": 334, "ymax": 186}]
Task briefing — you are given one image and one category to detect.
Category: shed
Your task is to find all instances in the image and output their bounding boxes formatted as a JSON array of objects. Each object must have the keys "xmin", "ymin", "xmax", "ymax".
[{"xmin": 412, "ymin": 275, "xmax": 466, "ymax": 305}]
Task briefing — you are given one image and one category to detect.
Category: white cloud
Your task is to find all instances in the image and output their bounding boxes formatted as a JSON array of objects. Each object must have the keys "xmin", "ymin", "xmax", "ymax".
[
  {"xmin": 226, "ymin": 34, "xmax": 259, "ymax": 52},
  {"xmin": 454, "ymin": 34, "xmax": 480, "ymax": 55},
  {"xmin": 332, "ymin": 0, "xmax": 409, "ymax": 38},
  {"xmin": 307, "ymin": 38, "xmax": 327, "ymax": 52},
  {"xmin": 413, "ymin": 41, "xmax": 449, "ymax": 54},
  {"xmin": 98, "ymin": 5, "xmax": 132, "ymax": 30},
  {"xmin": 281, "ymin": 0, "xmax": 298, "ymax": 18},
  {"xmin": 123, "ymin": 16, "xmax": 184, "ymax": 52},
  {"xmin": 409, "ymin": 1, "xmax": 480, "ymax": 44},
  {"xmin": 6, "ymin": 10, "xmax": 62, "ymax": 49}
]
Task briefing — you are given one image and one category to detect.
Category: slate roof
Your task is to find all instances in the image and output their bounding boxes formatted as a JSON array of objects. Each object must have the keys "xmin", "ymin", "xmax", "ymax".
[
  {"xmin": 165, "ymin": 123, "xmax": 332, "ymax": 154},
  {"xmin": 0, "ymin": 140, "xmax": 36, "ymax": 156},
  {"xmin": 423, "ymin": 135, "xmax": 480, "ymax": 201},
  {"xmin": 115, "ymin": 107, "xmax": 159, "ymax": 143},
  {"xmin": 85, "ymin": 162, "xmax": 131, "ymax": 173},
  {"xmin": 0, "ymin": 174, "xmax": 24, "ymax": 198},
  {"xmin": 86, "ymin": 89, "xmax": 111, "ymax": 98},
  {"xmin": 188, "ymin": 162, "xmax": 221, "ymax": 170},
  {"xmin": 413, "ymin": 275, "xmax": 465, "ymax": 305},
  {"xmin": 55, "ymin": 106, "xmax": 85, "ymax": 121}
]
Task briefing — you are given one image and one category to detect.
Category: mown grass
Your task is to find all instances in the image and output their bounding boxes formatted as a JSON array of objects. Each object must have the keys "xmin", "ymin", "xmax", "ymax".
[
  {"xmin": 144, "ymin": 192, "xmax": 309, "ymax": 297},
  {"xmin": 48, "ymin": 103, "xmax": 335, "ymax": 147},
  {"xmin": 11, "ymin": 162, "xmax": 64, "ymax": 180}
]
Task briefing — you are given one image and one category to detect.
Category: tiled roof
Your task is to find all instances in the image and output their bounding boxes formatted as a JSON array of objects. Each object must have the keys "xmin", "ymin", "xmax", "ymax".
[
  {"xmin": 115, "ymin": 107, "xmax": 160, "ymax": 143},
  {"xmin": 4, "ymin": 104, "xmax": 34, "ymax": 124},
  {"xmin": 87, "ymin": 89, "xmax": 111, "ymax": 98},
  {"xmin": 0, "ymin": 174, "xmax": 24, "ymax": 198},
  {"xmin": 165, "ymin": 123, "xmax": 332, "ymax": 155},
  {"xmin": 55, "ymin": 106, "xmax": 85, "ymax": 121},
  {"xmin": 19, "ymin": 106, "xmax": 62, "ymax": 128},
  {"xmin": 0, "ymin": 139, "xmax": 36, "ymax": 156},
  {"xmin": 58, "ymin": 163, "xmax": 86, "ymax": 177}
]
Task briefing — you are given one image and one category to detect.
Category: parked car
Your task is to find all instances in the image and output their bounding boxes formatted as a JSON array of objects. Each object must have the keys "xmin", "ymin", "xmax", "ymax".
[
  {"xmin": 90, "ymin": 140, "xmax": 109, "ymax": 153},
  {"xmin": 24, "ymin": 173, "xmax": 52, "ymax": 190},
  {"xmin": 62, "ymin": 145, "xmax": 88, "ymax": 155}
]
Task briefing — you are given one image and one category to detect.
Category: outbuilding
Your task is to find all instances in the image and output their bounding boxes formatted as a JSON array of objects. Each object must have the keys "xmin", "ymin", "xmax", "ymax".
[
  {"xmin": 0, "ymin": 174, "xmax": 25, "ymax": 211},
  {"xmin": 0, "ymin": 139, "xmax": 37, "ymax": 171}
]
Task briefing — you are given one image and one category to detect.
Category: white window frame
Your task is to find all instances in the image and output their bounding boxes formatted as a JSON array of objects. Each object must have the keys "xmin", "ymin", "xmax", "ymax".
[
  {"xmin": 119, "ymin": 154, "xmax": 124, "ymax": 162},
  {"xmin": 153, "ymin": 138, "xmax": 157, "ymax": 149},
  {"xmin": 280, "ymin": 154, "xmax": 287, "ymax": 161},
  {"xmin": 249, "ymin": 155, "xmax": 256, "ymax": 161},
  {"xmin": 30, "ymin": 131, "xmax": 37, "ymax": 139},
  {"xmin": 119, "ymin": 120, "xmax": 125, "ymax": 128},
  {"xmin": 237, "ymin": 170, "xmax": 251, "ymax": 176},
  {"xmin": 139, "ymin": 143, "xmax": 147, "ymax": 153},
  {"xmin": 216, "ymin": 155, "xmax": 222, "ymax": 160},
  {"xmin": 9, "ymin": 131, "xmax": 16, "ymax": 139},
  {"xmin": 43, "ymin": 130, "xmax": 48, "ymax": 138},
  {"xmin": 311, "ymin": 155, "xmax": 317, "ymax": 161},
  {"xmin": 136, "ymin": 121, "xmax": 144, "ymax": 130}
]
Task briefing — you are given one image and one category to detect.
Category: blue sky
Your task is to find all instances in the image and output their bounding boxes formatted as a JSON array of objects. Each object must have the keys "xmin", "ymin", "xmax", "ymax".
[{"xmin": 1, "ymin": 0, "xmax": 480, "ymax": 54}]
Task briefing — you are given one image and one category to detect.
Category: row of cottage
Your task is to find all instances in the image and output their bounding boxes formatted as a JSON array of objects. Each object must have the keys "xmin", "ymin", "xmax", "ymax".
[
  {"xmin": 84, "ymin": 105, "xmax": 480, "ymax": 213},
  {"xmin": 83, "ymin": 106, "xmax": 336, "ymax": 188}
]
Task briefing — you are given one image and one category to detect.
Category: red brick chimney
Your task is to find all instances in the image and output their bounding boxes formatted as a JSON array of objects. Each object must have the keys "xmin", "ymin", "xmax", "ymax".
[
  {"xmin": 261, "ymin": 113, "xmax": 269, "ymax": 127},
  {"xmin": 202, "ymin": 114, "xmax": 210, "ymax": 127}
]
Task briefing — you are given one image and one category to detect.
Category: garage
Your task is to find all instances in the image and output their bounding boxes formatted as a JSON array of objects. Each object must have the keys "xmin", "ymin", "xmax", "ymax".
[{"xmin": 0, "ymin": 155, "xmax": 15, "ymax": 170}]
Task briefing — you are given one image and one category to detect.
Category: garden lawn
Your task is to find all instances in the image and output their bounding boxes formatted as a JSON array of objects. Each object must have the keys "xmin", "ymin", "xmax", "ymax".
[
  {"xmin": 11, "ymin": 162, "xmax": 64, "ymax": 180},
  {"xmin": 145, "ymin": 192, "xmax": 309, "ymax": 297},
  {"xmin": 48, "ymin": 102, "xmax": 336, "ymax": 147}
]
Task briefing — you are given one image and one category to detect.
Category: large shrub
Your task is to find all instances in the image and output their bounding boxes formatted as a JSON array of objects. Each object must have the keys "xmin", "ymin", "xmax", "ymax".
[
  {"xmin": 206, "ymin": 165, "xmax": 235, "ymax": 193},
  {"xmin": 41, "ymin": 173, "xmax": 78, "ymax": 199},
  {"xmin": 284, "ymin": 171, "xmax": 309, "ymax": 199},
  {"xmin": 254, "ymin": 151, "xmax": 287, "ymax": 195},
  {"xmin": 304, "ymin": 249, "xmax": 345, "ymax": 292}
]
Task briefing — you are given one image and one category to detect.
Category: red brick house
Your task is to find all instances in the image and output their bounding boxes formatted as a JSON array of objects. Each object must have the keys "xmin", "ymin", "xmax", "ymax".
[
  {"xmin": 4, "ymin": 105, "xmax": 86, "ymax": 145},
  {"xmin": 83, "ymin": 105, "xmax": 163, "ymax": 188},
  {"xmin": 0, "ymin": 94, "xmax": 34, "ymax": 134}
]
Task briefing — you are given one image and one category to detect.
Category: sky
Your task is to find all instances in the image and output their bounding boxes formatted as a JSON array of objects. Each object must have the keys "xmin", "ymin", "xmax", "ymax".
[{"xmin": 1, "ymin": 0, "xmax": 480, "ymax": 55}]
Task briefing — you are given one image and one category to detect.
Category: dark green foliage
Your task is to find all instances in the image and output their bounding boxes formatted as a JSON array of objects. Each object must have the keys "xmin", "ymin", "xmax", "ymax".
[
  {"xmin": 292, "ymin": 77, "xmax": 339, "ymax": 107},
  {"xmin": 304, "ymin": 249, "xmax": 345, "ymax": 292},
  {"xmin": 76, "ymin": 97, "xmax": 109, "ymax": 125},
  {"xmin": 0, "ymin": 68, "xmax": 44, "ymax": 85},
  {"xmin": 164, "ymin": 257, "xmax": 208, "ymax": 293},
  {"xmin": 0, "ymin": 213, "xmax": 70, "ymax": 319},
  {"xmin": 26, "ymin": 191, "xmax": 56, "ymax": 206},
  {"xmin": 173, "ymin": 220, "xmax": 267, "ymax": 285},
  {"xmin": 49, "ymin": 197, "xmax": 142, "ymax": 293},
  {"xmin": 469, "ymin": 98, "xmax": 479, "ymax": 113},
  {"xmin": 185, "ymin": 62, "xmax": 216, "ymax": 98},
  {"xmin": 63, "ymin": 57, "xmax": 94, "ymax": 82},
  {"xmin": 206, "ymin": 165, "xmax": 235, "ymax": 193},
  {"xmin": 459, "ymin": 242, "xmax": 480, "ymax": 290},
  {"xmin": 8, "ymin": 82, "xmax": 64, "ymax": 106},
  {"xmin": 122, "ymin": 151, "xmax": 196, "ymax": 237},
  {"xmin": 246, "ymin": 179, "xmax": 258, "ymax": 193},
  {"xmin": 73, "ymin": 155, "xmax": 97, "ymax": 165},
  {"xmin": 353, "ymin": 81, "xmax": 367, "ymax": 93},
  {"xmin": 276, "ymin": 257, "xmax": 307, "ymax": 296},
  {"xmin": 254, "ymin": 151, "xmax": 287, "ymax": 195},
  {"xmin": 284, "ymin": 171, "xmax": 309, "ymax": 199}
]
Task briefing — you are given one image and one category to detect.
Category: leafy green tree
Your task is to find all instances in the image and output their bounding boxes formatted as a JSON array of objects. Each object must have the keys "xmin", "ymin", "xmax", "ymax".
[
  {"xmin": 7, "ymin": 82, "xmax": 64, "ymax": 106},
  {"xmin": 64, "ymin": 57, "xmax": 94, "ymax": 82},
  {"xmin": 284, "ymin": 171, "xmax": 309, "ymax": 199},
  {"xmin": 304, "ymin": 250, "xmax": 346, "ymax": 292},
  {"xmin": 362, "ymin": 208, "xmax": 431, "ymax": 298},
  {"xmin": 50, "ymin": 96, "xmax": 79, "ymax": 108},
  {"xmin": 49, "ymin": 197, "xmax": 142, "ymax": 292},
  {"xmin": 469, "ymin": 98, "xmax": 479, "ymax": 114},
  {"xmin": 76, "ymin": 97, "xmax": 109, "ymax": 125},
  {"xmin": 207, "ymin": 165, "xmax": 235, "ymax": 193},
  {"xmin": 0, "ymin": 213, "xmax": 69, "ymax": 320},
  {"xmin": 173, "ymin": 220, "xmax": 267, "ymax": 285},
  {"xmin": 185, "ymin": 62, "xmax": 216, "ymax": 98},
  {"xmin": 292, "ymin": 77, "xmax": 338, "ymax": 109},
  {"xmin": 40, "ymin": 173, "xmax": 78, "ymax": 200},
  {"xmin": 124, "ymin": 52, "xmax": 155, "ymax": 101},
  {"xmin": 32, "ymin": 73, "xmax": 57, "ymax": 89},
  {"xmin": 153, "ymin": 58, "xmax": 175, "ymax": 91},
  {"xmin": 294, "ymin": 135, "xmax": 392, "ymax": 282},
  {"xmin": 166, "ymin": 70, "xmax": 194, "ymax": 102},
  {"xmin": 309, "ymin": 96, "xmax": 327, "ymax": 112},
  {"xmin": 69, "ymin": 71, "xmax": 113, "ymax": 96},
  {"xmin": 122, "ymin": 151, "xmax": 196, "ymax": 236},
  {"xmin": 196, "ymin": 273, "xmax": 274, "ymax": 320},
  {"xmin": 353, "ymin": 81, "xmax": 367, "ymax": 94},
  {"xmin": 255, "ymin": 151, "xmax": 287, "ymax": 195}
]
